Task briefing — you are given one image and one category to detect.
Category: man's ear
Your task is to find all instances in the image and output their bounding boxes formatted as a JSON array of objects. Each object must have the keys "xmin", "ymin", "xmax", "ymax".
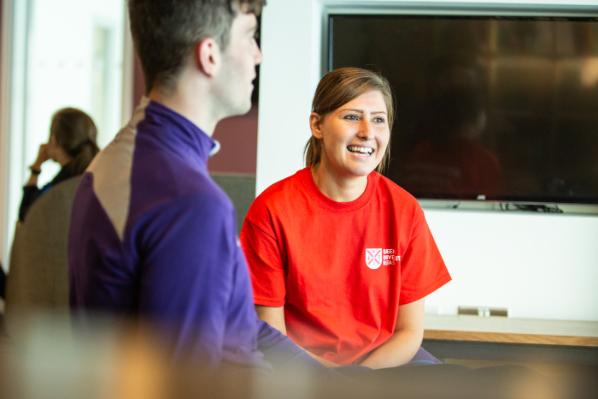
[
  {"xmin": 309, "ymin": 112, "xmax": 324, "ymax": 139},
  {"xmin": 194, "ymin": 38, "xmax": 220, "ymax": 77}
]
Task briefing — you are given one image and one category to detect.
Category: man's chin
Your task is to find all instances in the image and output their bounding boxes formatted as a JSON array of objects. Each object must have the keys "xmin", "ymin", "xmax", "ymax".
[{"xmin": 229, "ymin": 101, "xmax": 253, "ymax": 118}]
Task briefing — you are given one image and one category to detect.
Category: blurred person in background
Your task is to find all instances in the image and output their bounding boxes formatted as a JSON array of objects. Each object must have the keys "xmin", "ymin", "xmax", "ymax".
[{"xmin": 18, "ymin": 107, "xmax": 99, "ymax": 222}]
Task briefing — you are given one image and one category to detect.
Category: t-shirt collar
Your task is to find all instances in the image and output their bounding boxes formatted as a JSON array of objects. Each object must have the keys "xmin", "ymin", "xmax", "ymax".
[{"xmin": 301, "ymin": 167, "xmax": 377, "ymax": 211}]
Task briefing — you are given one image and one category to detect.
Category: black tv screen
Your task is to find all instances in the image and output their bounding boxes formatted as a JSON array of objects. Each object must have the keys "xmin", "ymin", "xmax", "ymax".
[{"xmin": 329, "ymin": 14, "xmax": 598, "ymax": 204}]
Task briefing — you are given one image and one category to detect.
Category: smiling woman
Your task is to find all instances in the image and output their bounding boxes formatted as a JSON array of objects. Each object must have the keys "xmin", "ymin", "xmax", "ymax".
[
  {"xmin": 304, "ymin": 68, "xmax": 393, "ymax": 201},
  {"xmin": 306, "ymin": 68, "xmax": 394, "ymax": 172},
  {"xmin": 240, "ymin": 67, "xmax": 452, "ymax": 370},
  {"xmin": 309, "ymin": 89, "xmax": 390, "ymax": 201}
]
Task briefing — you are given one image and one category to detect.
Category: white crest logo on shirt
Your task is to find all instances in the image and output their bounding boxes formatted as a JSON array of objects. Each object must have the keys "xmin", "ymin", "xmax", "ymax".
[{"xmin": 365, "ymin": 248, "xmax": 383, "ymax": 270}]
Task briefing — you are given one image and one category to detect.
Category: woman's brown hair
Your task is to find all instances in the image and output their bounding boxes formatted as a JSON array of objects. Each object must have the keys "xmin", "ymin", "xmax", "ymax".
[
  {"xmin": 304, "ymin": 67, "xmax": 395, "ymax": 173},
  {"xmin": 50, "ymin": 108, "xmax": 100, "ymax": 175}
]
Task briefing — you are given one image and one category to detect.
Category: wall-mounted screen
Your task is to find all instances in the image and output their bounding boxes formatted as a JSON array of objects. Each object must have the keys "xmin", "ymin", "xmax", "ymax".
[{"xmin": 330, "ymin": 14, "xmax": 598, "ymax": 204}]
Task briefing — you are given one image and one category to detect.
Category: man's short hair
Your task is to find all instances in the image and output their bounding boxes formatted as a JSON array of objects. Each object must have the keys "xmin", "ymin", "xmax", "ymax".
[{"xmin": 129, "ymin": 0, "xmax": 265, "ymax": 93}]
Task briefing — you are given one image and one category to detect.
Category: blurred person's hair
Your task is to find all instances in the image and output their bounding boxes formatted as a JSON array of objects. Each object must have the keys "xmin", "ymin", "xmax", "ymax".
[{"xmin": 50, "ymin": 108, "xmax": 99, "ymax": 175}]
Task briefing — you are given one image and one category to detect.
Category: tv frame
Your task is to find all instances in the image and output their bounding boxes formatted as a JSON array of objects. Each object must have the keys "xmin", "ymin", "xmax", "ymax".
[{"xmin": 321, "ymin": 1, "xmax": 598, "ymax": 213}]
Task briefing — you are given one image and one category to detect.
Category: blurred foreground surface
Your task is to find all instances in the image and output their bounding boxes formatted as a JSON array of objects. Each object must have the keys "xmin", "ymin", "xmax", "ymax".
[{"xmin": 1, "ymin": 312, "xmax": 597, "ymax": 399}]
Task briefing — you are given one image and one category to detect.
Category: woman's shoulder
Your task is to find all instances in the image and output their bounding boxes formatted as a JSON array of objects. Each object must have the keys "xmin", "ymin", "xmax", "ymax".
[
  {"xmin": 256, "ymin": 168, "xmax": 310, "ymax": 201},
  {"xmin": 247, "ymin": 168, "xmax": 310, "ymax": 217},
  {"xmin": 372, "ymin": 173, "xmax": 428, "ymax": 225}
]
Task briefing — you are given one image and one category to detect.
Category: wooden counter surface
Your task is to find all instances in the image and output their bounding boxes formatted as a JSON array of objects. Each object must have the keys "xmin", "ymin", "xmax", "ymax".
[{"xmin": 424, "ymin": 315, "xmax": 598, "ymax": 347}]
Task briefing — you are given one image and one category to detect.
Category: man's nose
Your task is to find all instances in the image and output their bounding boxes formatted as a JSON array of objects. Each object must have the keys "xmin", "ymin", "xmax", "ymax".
[{"xmin": 255, "ymin": 45, "xmax": 263, "ymax": 65}]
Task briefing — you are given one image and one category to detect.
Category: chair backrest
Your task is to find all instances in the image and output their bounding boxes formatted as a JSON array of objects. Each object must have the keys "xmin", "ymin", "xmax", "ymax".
[
  {"xmin": 211, "ymin": 173, "xmax": 256, "ymax": 234},
  {"xmin": 5, "ymin": 177, "xmax": 81, "ymax": 328}
]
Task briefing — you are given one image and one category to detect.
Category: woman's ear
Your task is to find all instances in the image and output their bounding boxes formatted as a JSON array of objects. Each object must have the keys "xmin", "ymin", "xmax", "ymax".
[
  {"xmin": 195, "ymin": 38, "xmax": 220, "ymax": 77},
  {"xmin": 309, "ymin": 112, "xmax": 324, "ymax": 139}
]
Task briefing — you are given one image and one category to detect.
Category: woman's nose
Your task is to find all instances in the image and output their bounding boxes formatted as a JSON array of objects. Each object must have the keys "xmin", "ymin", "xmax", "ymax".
[{"xmin": 357, "ymin": 119, "xmax": 373, "ymax": 139}]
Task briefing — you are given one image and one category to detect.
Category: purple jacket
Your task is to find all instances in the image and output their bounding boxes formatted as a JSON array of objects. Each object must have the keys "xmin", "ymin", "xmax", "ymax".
[{"xmin": 69, "ymin": 99, "xmax": 268, "ymax": 366}]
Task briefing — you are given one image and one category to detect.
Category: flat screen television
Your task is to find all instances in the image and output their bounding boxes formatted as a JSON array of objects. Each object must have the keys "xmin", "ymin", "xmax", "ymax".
[{"xmin": 329, "ymin": 12, "xmax": 598, "ymax": 205}]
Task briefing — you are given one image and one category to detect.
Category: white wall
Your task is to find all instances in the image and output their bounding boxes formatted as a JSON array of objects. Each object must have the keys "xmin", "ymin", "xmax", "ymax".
[
  {"xmin": 256, "ymin": 0, "xmax": 323, "ymax": 192},
  {"xmin": 257, "ymin": 0, "xmax": 598, "ymax": 321}
]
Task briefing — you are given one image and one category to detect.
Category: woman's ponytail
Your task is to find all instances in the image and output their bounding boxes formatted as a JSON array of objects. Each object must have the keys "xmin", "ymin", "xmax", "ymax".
[{"xmin": 50, "ymin": 108, "xmax": 100, "ymax": 175}]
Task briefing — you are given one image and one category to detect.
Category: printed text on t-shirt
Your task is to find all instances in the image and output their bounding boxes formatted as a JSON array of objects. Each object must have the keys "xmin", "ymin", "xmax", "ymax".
[{"xmin": 365, "ymin": 248, "xmax": 401, "ymax": 270}]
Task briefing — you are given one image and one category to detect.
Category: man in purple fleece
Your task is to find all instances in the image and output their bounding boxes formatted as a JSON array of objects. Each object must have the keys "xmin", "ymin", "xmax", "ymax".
[{"xmin": 68, "ymin": 0, "xmax": 309, "ymax": 368}]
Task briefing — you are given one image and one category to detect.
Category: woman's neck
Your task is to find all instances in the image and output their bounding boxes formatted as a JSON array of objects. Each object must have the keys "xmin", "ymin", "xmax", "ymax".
[{"xmin": 311, "ymin": 164, "xmax": 368, "ymax": 202}]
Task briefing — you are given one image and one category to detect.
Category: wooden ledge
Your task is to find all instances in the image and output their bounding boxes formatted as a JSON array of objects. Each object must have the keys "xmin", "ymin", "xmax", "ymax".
[
  {"xmin": 424, "ymin": 315, "xmax": 598, "ymax": 347},
  {"xmin": 424, "ymin": 329, "xmax": 598, "ymax": 347}
]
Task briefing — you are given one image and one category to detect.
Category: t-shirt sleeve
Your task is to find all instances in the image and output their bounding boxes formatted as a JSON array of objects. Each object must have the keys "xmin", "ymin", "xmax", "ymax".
[
  {"xmin": 399, "ymin": 204, "xmax": 451, "ymax": 305},
  {"xmin": 240, "ymin": 199, "xmax": 286, "ymax": 307}
]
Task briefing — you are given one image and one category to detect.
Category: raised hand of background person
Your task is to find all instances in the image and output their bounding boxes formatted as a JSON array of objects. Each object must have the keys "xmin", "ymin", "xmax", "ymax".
[
  {"xmin": 32, "ymin": 143, "xmax": 50, "ymax": 170},
  {"xmin": 26, "ymin": 143, "xmax": 49, "ymax": 186}
]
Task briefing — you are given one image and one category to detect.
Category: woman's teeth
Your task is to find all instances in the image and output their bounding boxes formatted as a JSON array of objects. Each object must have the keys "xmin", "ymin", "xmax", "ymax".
[{"xmin": 347, "ymin": 145, "xmax": 374, "ymax": 155}]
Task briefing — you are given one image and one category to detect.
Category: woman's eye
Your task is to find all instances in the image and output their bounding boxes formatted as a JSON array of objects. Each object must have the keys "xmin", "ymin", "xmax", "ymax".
[
  {"xmin": 343, "ymin": 114, "xmax": 359, "ymax": 121},
  {"xmin": 373, "ymin": 117, "xmax": 386, "ymax": 124}
]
